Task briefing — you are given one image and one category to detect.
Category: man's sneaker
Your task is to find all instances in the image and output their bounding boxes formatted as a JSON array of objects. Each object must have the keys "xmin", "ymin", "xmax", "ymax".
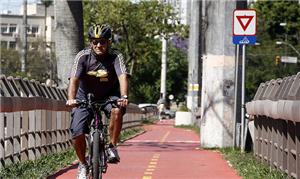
[
  {"xmin": 77, "ymin": 162, "xmax": 89, "ymax": 179},
  {"xmin": 107, "ymin": 144, "xmax": 120, "ymax": 163}
]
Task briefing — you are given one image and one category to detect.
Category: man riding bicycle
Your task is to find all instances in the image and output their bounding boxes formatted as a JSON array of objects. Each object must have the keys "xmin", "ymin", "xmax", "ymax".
[{"xmin": 66, "ymin": 24, "xmax": 129, "ymax": 179}]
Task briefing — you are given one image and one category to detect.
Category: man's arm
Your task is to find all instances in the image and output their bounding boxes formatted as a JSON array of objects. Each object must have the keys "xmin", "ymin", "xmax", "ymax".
[
  {"xmin": 66, "ymin": 77, "xmax": 80, "ymax": 107},
  {"xmin": 113, "ymin": 50, "xmax": 128, "ymax": 106},
  {"xmin": 118, "ymin": 74, "xmax": 128, "ymax": 96},
  {"xmin": 118, "ymin": 74, "xmax": 128, "ymax": 107},
  {"xmin": 66, "ymin": 49, "xmax": 86, "ymax": 106}
]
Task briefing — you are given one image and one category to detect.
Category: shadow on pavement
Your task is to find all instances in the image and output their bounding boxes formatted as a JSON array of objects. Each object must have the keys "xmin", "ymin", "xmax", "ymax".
[
  {"xmin": 122, "ymin": 141, "xmax": 201, "ymax": 152},
  {"xmin": 47, "ymin": 163, "xmax": 79, "ymax": 179}
]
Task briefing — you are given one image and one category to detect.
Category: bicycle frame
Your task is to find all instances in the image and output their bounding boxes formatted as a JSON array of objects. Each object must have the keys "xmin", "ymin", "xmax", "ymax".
[
  {"xmin": 88, "ymin": 105, "xmax": 109, "ymax": 175},
  {"xmin": 77, "ymin": 94, "xmax": 116, "ymax": 179}
]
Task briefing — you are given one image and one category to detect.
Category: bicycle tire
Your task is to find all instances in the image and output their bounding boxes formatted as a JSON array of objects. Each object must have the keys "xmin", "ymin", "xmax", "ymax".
[
  {"xmin": 100, "ymin": 116, "xmax": 108, "ymax": 174},
  {"xmin": 99, "ymin": 144, "xmax": 106, "ymax": 174},
  {"xmin": 92, "ymin": 130, "xmax": 101, "ymax": 179}
]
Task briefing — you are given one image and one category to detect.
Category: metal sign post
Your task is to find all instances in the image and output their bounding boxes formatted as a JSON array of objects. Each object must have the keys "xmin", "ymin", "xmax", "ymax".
[
  {"xmin": 233, "ymin": 44, "xmax": 240, "ymax": 147},
  {"xmin": 232, "ymin": 9, "xmax": 257, "ymax": 150},
  {"xmin": 241, "ymin": 44, "xmax": 246, "ymax": 150}
]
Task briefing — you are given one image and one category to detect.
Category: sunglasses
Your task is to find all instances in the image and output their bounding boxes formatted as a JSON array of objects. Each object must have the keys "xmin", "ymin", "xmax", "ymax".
[{"xmin": 91, "ymin": 39, "xmax": 108, "ymax": 45}]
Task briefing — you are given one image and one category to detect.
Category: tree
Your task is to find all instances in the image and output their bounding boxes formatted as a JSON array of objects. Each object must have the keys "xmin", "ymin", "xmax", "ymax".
[
  {"xmin": 54, "ymin": 0, "xmax": 84, "ymax": 88},
  {"xmin": 26, "ymin": 38, "xmax": 57, "ymax": 82},
  {"xmin": 1, "ymin": 48, "xmax": 21, "ymax": 76},
  {"xmin": 246, "ymin": 1, "xmax": 300, "ymax": 100},
  {"xmin": 83, "ymin": 0, "xmax": 188, "ymax": 103},
  {"xmin": 1, "ymin": 38, "xmax": 56, "ymax": 82}
]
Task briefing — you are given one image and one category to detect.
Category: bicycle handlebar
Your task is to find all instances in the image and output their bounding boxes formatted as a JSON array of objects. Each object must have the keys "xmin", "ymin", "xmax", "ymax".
[{"xmin": 76, "ymin": 98, "xmax": 118, "ymax": 109}]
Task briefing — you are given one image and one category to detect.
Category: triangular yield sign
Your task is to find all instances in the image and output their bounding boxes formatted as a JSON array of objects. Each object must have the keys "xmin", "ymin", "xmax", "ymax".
[{"xmin": 236, "ymin": 15, "xmax": 254, "ymax": 31}]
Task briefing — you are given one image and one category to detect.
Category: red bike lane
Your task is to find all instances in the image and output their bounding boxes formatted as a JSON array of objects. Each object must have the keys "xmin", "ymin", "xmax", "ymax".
[{"xmin": 49, "ymin": 120, "xmax": 241, "ymax": 179}]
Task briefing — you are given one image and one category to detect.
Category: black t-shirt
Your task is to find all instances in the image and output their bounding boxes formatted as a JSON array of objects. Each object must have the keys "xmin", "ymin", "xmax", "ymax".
[{"xmin": 70, "ymin": 48, "xmax": 128, "ymax": 100}]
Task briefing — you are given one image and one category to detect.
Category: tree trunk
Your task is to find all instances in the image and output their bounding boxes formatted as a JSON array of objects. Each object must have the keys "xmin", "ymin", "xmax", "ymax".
[{"xmin": 54, "ymin": 0, "xmax": 84, "ymax": 88}]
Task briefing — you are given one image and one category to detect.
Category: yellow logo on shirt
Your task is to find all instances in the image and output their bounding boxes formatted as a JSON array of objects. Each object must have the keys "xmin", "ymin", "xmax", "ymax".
[{"xmin": 87, "ymin": 70, "xmax": 108, "ymax": 82}]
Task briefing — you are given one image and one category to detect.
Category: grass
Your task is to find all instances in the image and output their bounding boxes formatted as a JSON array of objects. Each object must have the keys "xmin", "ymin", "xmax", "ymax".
[
  {"xmin": 141, "ymin": 116, "xmax": 158, "ymax": 124},
  {"xmin": 0, "ymin": 127, "xmax": 144, "ymax": 178},
  {"xmin": 0, "ymin": 149, "xmax": 77, "ymax": 178},
  {"xmin": 219, "ymin": 148, "xmax": 287, "ymax": 179},
  {"xmin": 120, "ymin": 127, "xmax": 144, "ymax": 142}
]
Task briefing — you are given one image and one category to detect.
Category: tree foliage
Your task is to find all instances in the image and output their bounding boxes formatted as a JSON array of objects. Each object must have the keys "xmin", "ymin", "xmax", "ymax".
[
  {"xmin": 1, "ymin": 48, "xmax": 21, "ymax": 75},
  {"xmin": 1, "ymin": 38, "xmax": 56, "ymax": 83},
  {"xmin": 246, "ymin": 1, "xmax": 300, "ymax": 100},
  {"xmin": 83, "ymin": 0, "xmax": 188, "ymax": 103}
]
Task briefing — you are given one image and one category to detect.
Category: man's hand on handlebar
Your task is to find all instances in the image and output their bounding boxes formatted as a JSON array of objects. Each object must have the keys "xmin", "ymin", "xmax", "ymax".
[
  {"xmin": 117, "ymin": 97, "xmax": 128, "ymax": 108},
  {"xmin": 66, "ymin": 99, "xmax": 77, "ymax": 108}
]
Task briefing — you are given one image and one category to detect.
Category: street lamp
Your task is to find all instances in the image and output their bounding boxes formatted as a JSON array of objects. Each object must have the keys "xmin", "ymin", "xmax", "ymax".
[
  {"xmin": 279, "ymin": 22, "xmax": 288, "ymax": 57},
  {"xmin": 279, "ymin": 22, "xmax": 287, "ymax": 26},
  {"xmin": 276, "ymin": 41, "xmax": 300, "ymax": 57}
]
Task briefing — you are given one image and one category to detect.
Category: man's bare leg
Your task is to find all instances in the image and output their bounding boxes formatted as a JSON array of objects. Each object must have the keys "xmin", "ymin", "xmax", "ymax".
[
  {"xmin": 72, "ymin": 134, "xmax": 87, "ymax": 164},
  {"xmin": 107, "ymin": 108, "xmax": 123, "ymax": 163},
  {"xmin": 109, "ymin": 108, "xmax": 123, "ymax": 145}
]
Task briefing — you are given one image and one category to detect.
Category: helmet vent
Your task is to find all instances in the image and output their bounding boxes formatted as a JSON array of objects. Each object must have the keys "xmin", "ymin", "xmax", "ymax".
[{"xmin": 89, "ymin": 24, "xmax": 112, "ymax": 40}]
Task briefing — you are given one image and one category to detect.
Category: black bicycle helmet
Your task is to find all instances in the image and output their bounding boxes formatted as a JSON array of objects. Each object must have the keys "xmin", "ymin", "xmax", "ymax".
[{"xmin": 88, "ymin": 24, "xmax": 112, "ymax": 40}]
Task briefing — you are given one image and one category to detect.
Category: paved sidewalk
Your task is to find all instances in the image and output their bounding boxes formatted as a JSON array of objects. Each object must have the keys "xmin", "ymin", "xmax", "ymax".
[{"xmin": 49, "ymin": 120, "xmax": 241, "ymax": 179}]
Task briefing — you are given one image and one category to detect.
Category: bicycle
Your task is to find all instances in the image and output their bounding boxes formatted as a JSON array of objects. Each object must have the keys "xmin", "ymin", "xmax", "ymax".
[{"xmin": 76, "ymin": 93, "xmax": 117, "ymax": 179}]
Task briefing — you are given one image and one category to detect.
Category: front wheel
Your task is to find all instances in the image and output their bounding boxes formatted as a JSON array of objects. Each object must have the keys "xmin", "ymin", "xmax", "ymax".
[{"xmin": 92, "ymin": 130, "xmax": 102, "ymax": 179}]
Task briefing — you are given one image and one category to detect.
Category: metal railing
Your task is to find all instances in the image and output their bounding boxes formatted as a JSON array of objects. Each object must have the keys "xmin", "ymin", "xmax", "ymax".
[
  {"xmin": 0, "ymin": 75, "xmax": 157, "ymax": 168},
  {"xmin": 246, "ymin": 72, "xmax": 300, "ymax": 178}
]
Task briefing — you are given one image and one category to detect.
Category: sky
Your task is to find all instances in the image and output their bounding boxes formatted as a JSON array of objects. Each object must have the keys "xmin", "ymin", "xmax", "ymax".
[{"xmin": 0, "ymin": 0, "xmax": 39, "ymax": 14}]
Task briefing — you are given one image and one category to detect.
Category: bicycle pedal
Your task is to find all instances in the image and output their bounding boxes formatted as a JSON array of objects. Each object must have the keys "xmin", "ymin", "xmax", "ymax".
[{"xmin": 107, "ymin": 158, "xmax": 120, "ymax": 164}]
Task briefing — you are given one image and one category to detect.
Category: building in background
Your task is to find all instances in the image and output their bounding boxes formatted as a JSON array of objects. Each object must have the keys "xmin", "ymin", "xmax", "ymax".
[
  {"xmin": 0, "ymin": 3, "xmax": 54, "ymax": 51},
  {"xmin": 163, "ymin": 0, "xmax": 191, "ymax": 25}
]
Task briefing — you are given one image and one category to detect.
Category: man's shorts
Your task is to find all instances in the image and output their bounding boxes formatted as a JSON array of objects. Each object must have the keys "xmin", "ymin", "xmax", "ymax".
[{"xmin": 69, "ymin": 96, "xmax": 126, "ymax": 138}]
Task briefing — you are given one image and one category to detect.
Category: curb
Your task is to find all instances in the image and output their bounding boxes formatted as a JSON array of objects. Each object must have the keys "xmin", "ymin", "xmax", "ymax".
[{"xmin": 119, "ymin": 129, "xmax": 147, "ymax": 144}]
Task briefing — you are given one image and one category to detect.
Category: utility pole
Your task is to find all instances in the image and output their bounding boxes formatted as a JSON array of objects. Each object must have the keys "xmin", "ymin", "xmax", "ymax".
[
  {"xmin": 200, "ymin": 1, "xmax": 236, "ymax": 148},
  {"xmin": 160, "ymin": 0, "xmax": 169, "ymax": 106},
  {"xmin": 187, "ymin": 0, "xmax": 201, "ymax": 118},
  {"xmin": 160, "ymin": 37, "xmax": 167, "ymax": 101},
  {"xmin": 21, "ymin": 0, "xmax": 28, "ymax": 73},
  {"xmin": 44, "ymin": 1, "xmax": 51, "ymax": 84}
]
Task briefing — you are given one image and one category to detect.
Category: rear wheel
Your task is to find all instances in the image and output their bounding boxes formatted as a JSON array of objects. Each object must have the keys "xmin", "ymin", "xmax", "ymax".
[{"xmin": 92, "ymin": 130, "xmax": 101, "ymax": 179}]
